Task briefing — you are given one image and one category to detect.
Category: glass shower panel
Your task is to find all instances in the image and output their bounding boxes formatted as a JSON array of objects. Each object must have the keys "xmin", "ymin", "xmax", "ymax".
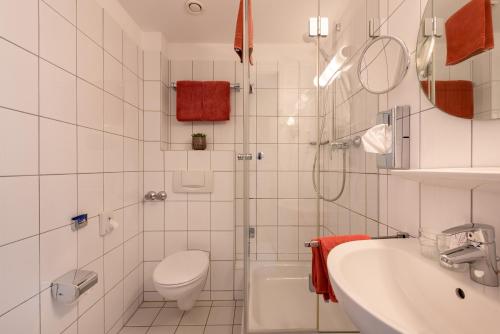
[{"xmin": 243, "ymin": 0, "xmax": 321, "ymax": 333}]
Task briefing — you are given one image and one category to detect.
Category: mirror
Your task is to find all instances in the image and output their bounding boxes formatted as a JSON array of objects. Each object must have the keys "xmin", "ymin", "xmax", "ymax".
[
  {"xmin": 358, "ymin": 36, "xmax": 411, "ymax": 94},
  {"xmin": 418, "ymin": 0, "xmax": 499, "ymax": 120}
]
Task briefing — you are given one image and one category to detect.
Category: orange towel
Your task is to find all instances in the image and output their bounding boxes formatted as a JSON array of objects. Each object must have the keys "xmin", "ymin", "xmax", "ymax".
[
  {"xmin": 234, "ymin": 0, "xmax": 254, "ymax": 65},
  {"xmin": 421, "ymin": 80, "xmax": 474, "ymax": 119},
  {"xmin": 445, "ymin": 0, "xmax": 494, "ymax": 65},
  {"xmin": 311, "ymin": 235, "xmax": 370, "ymax": 302},
  {"xmin": 176, "ymin": 81, "xmax": 231, "ymax": 122}
]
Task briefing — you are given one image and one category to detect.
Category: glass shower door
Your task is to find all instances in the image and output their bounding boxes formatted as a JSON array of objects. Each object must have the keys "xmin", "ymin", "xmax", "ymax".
[{"xmin": 240, "ymin": 0, "xmax": 322, "ymax": 332}]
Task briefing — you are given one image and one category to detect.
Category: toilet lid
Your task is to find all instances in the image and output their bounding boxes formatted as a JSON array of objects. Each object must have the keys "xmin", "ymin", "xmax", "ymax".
[{"xmin": 154, "ymin": 250, "xmax": 209, "ymax": 286}]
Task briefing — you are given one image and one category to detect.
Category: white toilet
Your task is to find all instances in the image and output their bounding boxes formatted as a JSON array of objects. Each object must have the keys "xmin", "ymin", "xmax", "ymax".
[{"xmin": 153, "ymin": 250, "xmax": 209, "ymax": 311}]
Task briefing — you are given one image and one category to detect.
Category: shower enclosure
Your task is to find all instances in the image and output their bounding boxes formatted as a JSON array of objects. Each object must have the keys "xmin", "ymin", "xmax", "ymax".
[{"xmin": 236, "ymin": 0, "xmax": 376, "ymax": 332}]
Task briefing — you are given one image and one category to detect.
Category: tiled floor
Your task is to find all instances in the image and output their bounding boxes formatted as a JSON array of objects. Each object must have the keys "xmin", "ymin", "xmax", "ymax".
[{"xmin": 120, "ymin": 301, "xmax": 243, "ymax": 334}]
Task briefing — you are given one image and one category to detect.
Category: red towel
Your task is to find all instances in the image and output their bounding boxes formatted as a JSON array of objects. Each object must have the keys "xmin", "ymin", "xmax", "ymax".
[
  {"xmin": 176, "ymin": 81, "xmax": 203, "ymax": 122},
  {"xmin": 445, "ymin": 0, "xmax": 494, "ymax": 65},
  {"xmin": 234, "ymin": 0, "xmax": 254, "ymax": 65},
  {"xmin": 176, "ymin": 81, "xmax": 231, "ymax": 122},
  {"xmin": 202, "ymin": 81, "xmax": 231, "ymax": 121},
  {"xmin": 421, "ymin": 80, "xmax": 474, "ymax": 119},
  {"xmin": 312, "ymin": 235, "xmax": 370, "ymax": 302}
]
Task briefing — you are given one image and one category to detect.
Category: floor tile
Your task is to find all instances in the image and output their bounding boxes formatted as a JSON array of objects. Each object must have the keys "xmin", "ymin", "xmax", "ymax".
[
  {"xmin": 126, "ymin": 308, "xmax": 161, "ymax": 326},
  {"xmin": 232, "ymin": 325, "xmax": 242, "ymax": 334},
  {"xmin": 152, "ymin": 307, "xmax": 184, "ymax": 326},
  {"xmin": 207, "ymin": 307, "xmax": 235, "ymax": 325},
  {"xmin": 146, "ymin": 326, "xmax": 176, "ymax": 334},
  {"xmin": 119, "ymin": 328, "xmax": 149, "ymax": 334},
  {"xmin": 204, "ymin": 325, "xmax": 233, "ymax": 334},
  {"xmin": 164, "ymin": 301, "xmax": 178, "ymax": 307},
  {"xmin": 180, "ymin": 307, "xmax": 211, "ymax": 325},
  {"xmin": 140, "ymin": 301, "xmax": 165, "ymax": 308},
  {"xmin": 175, "ymin": 326, "xmax": 204, "ymax": 334},
  {"xmin": 194, "ymin": 300, "xmax": 212, "ymax": 307}
]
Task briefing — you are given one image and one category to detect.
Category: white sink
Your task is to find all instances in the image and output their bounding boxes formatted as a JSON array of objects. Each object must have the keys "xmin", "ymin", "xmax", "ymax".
[{"xmin": 328, "ymin": 239, "xmax": 500, "ymax": 334}]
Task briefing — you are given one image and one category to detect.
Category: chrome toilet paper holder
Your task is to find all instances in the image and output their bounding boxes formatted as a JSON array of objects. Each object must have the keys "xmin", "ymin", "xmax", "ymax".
[{"xmin": 51, "ymin": 269, "xmax": 98, "ymax": 304}]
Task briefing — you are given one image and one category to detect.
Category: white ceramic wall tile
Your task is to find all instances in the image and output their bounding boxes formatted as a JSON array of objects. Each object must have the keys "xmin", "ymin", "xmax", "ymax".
[
  {"xmin": 40, "ymin": 118, "xmax": 77, "ymax": 174},
  {"xmin": 123, "ymin": 34, "xmax": 138, "ymax": 74},
  {"xmin": 78, "ymin": 299, "xmax": 104, "ymax": 334},
  {"xmin": 144, "ymin": 232, "xmax": 164, "ymax": 261},
  {"xmin": 144, "ymin": 51, "xmax": 161, "ymax": 81},
  {"xmin": 40, "ymin": 288, "xmax": 77, "ymax": 334},
  {"xmin": 78, "ymin": 173, "xmax": 104, "ymax": 218},
  {"xmin": 0, "ymin": 295, "xmax": 39, "ymax": 334},
  {"xmin": 104, "ymin": 52, "xmax": 123, "ymax": 98},
  {"xmin": 0, "ymin": 39, "xmax": 38, "ymax": 115},
  {"xmin": 124, "ymin": 104, "xmax": 139, "ymax": 139},
  {"xmin": 39, "ymin": 2, "xmax": 76, "ymax": 74},
  {"xmin": 104, "ymin": 133, "xmax": 124, "ymax": 172},
  {"xmin": 103, "ymin": 172, "xmax": 124, "ymax": 212},
  {"xmin": 77, "ymin": 31, "xmax": 104, "ymax": 88},
  {"xmin": 0, "ymin": 0, "xmax": 38, "ymax": 53},
  {"xmin": 104, "ymin": 245, "xmax": 124, "ymax": 292},
  {"xmin": 0, "ymin": 108, "xmax": 38, "ymax": 176},
  {"xmin": 40, "ymin": 174, "xmax": 77, "ymax": 232},
  {"xmin": 77, "ymin": 0, "xmax": 103, "ymax": 46},
  {"xmin": 77, "ymin": 78, "xmax": 104, "ymax": 130},
  {"xmin": 40, "ymin": 59, "xmax": 77, "ymax": 123},
  {"xmin": 40, "ymin": 225, "xmax": 77, "ymax": 289},
  {"xmin": 43, "ymin": 0, "xmax": 76, "ymax": 24},
  {"xmin": 77, "ymin": 217, "xmax": 103, "ymax": 267},
  {"xmin": 0, "ymin": 236, "xmax": 39, "ymax": 315},
  {"xmin": 188, "ymin": 202, "xmax": 211, "ymax": 230},
  {"xmin": 104, "ymin": 281, "xmax": 124, "ymax": 332},
  {"xmin": 165, "ymin": 202, "xmax": 188, "ymax": 231},
  {"xmin": 124, "ymin": 68, "xmax": 139, "ymax": 106},
  {"xmin": 78, "ymin": 127, "xmax": 104, "ymax": 173},
  {"xmin": 144, "ymin": 81, "xmax": 161, "ymax": 111},
  {"xmin": 103, "ymin": 12, "xmax": 122, "ymax": 61}
]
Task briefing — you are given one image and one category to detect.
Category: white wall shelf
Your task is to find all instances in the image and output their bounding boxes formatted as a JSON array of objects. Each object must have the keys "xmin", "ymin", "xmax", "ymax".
[{"xmin": 391, "ymin": 168, "xmax": 500, "ymax": 190}]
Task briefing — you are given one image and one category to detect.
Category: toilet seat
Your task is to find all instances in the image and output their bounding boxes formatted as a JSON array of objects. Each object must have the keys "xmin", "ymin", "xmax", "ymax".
[{"xmin": 153, "ymin": 250, "xmax": 209, "ymax": 287}]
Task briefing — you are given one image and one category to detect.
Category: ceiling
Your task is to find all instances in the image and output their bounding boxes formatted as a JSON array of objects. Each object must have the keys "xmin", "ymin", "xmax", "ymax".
[{"xmin": 118, "ymin": 0, "xmax": 337, "ymax": 44}]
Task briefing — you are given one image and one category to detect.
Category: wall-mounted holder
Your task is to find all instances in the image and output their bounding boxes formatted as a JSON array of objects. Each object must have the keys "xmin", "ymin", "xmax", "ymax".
[
  {"xmin": 71, "ymin": 214, "xmax": 88, "ymax": 231},
  {"xmin": 144, "ymin": 191, "xmax": 167, "ymax": 201},
  {"xmin": 99, "ymin": 211, "xmax": 118, "ymax": 236},
  {"xmin": 376, "ymin": 105, "xmax": 410, "ymax": 169},
  {"xmin": 368, "ymin": 18, "xmax": 380, "ymax": 38},
  {"xmin": 51, "ymin": 269, "xmax": 98, "ymax": 304}
]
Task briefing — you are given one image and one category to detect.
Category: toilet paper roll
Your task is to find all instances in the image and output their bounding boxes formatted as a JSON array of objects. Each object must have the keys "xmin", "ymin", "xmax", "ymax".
[
  {"xmin": 109, "ymin": 219, "xmax": 118, "ymax": 230},
  {"xmin": 361, "ymin": 124, "xmax": 392, "ymax": 154}
]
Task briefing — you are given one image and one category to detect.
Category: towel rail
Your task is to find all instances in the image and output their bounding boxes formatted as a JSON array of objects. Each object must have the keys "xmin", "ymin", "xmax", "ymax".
[
  {"xmin": 168, "ymin": 82, "xmax": 241, "ymax": 92},
  {"xmin": 304, "ymin": 232, "xmax": 410, "ymax": 248}
]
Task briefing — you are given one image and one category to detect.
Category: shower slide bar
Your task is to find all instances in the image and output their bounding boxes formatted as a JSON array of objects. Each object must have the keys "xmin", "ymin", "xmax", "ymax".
[
  {"xmin": 168, "ymin": 82, "xmax": 241, "ymax": 91},
  {"xmin": 304, "ymin": 232, "xmax": 410, "ymax": 248}
]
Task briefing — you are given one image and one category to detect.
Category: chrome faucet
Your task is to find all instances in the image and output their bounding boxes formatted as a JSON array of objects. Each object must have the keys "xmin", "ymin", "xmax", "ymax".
[{"xmin": 440, "ymin": 223, "xmax": 498, "ymax": 287}]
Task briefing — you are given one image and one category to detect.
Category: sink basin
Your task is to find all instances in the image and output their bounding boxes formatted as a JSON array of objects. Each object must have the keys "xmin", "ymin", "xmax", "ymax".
[{"xmin": 328, "ymin": 238, "xmax": 500, "ymax": 334}]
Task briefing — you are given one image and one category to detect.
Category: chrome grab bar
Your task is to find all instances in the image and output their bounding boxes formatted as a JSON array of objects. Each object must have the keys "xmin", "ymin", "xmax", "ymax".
[{"xmin": 304, "ymin": 232, "xmax": 410, "ymax": 248}]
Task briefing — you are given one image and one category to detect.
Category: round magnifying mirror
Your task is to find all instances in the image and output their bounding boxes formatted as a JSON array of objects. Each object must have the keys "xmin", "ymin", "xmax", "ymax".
[
  {"xmin": 358, "ymin": 36, "xmax": 411, "ymax": 94},
  {"xmin": 417, "ymin": 0, "xmax": 499, "ymax": 120}
]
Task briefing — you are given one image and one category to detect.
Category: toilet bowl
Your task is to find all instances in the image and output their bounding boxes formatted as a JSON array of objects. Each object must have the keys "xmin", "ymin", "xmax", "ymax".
[{"xmin": 153, "ymin": 250, "xmax": 209, "ymax": 311}]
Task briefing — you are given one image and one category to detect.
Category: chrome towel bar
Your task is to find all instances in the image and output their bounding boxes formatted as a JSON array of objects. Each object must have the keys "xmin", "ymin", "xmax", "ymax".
[
  {"xmin": 168, "ymin": 82, "xmax": 241, "ymax": 92},
  {"xmin": 304, "ymin": 232, "xmax": 410, "ymax": 248}
]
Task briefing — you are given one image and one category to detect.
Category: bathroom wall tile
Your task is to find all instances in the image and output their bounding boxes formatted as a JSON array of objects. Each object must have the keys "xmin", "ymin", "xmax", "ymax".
[
  {"xmin": 188, "ymin": 151, "xmax": 211, "ymax": 170},
  {"xmin": 104, "ymin": 281, "xmax": 124, "ymax": 332},
  {"xmin": 472, "ymin": 119, "xmax": 500, "ymax": 166},
  {"xmin": 0, "ymin": 39, "xmax": 38, "ymax": 115},
  {"xmin": 103, "ymin": 12, "xmax": 122, "ymax": 62},
  {"xmin": 124, "ymin": 68, "xmax": 139, "ymax": 106},
  {"xmin": 144, "ymin": 142, "xmax": 164, "ymax": 171},
  {"xmin": 171, "ymin": 60, "xmax": 193, "ymax": 82},
  {"xmin": 77, "ymin": 78, "xmax": 104, "ymax": 130},
  {"xmin": 124, "ymin": 171, "xmax": 139, "ymax": 206},
  {"xmin": 211, "ymin": 231, "xmax": 234, "ymax": 260},
  {"xmin": 78, "ymin": 299, "xmax": 104, "ymax": 334},
  {"xmin": 104, "ymin": 52, "xmax": 123, "ymax": 98},
  {"xmin": 188, "ymin": 231, "xmax": 210, "ymax": 252},
  {"xmin": 144, "ymin": 111, "xmax": 160, "ymax": 141},
  {"xmin": 104, "ymin": 245, "xmax": 124, "ymax": 292},
  {"xmin": 103, "ymin": 172, "xmax": 124, "ymax": 212},
  {"xmin": 124, "ymin": 235, "xmax": 139, "ymax": 274},
  {"xmin": 214, "ymin": 60, "xmax": 235, "ymax": 81},
  {"xmin": 0, "ymin": 108, "xmax": 38, "ymax": 176},
  {"xmin": 77, "ymin": 0, "xmax": 103, "ymax": 46},
  {"xmin": 278, "ymin": 61, "xmax": 299, "ymax": 89},
  {"xmin": 39, "ymin": 2, "xmax": 76, "ymax": 74},
  {"xmin": 256, "ymin": 89, "xmax": 278, "ymax": 116},
  {"xmin": 0, "ymin": 176, "xmax": 38, "ymax": 246},
  {"xmin": 78, "ymin": 127, "xmax": 104, "ymax": 173},
  {"xmin": 165, "ymin": 151, "xmax": 188, "ymax": 171},
  {"xmin": 77, "ymin": 31, "xmax": 103, "ymax": 88},
  {"xmin": 104, "ymin": 92, "xmax": 124, "ymax": 135},
  {"xmin": 123, "ymin": 34, "xmax": 138, "ymax": 74},
  {"xmin": 0, "ymin": 236, "xmax": 39, "ymax": 315},
  {"xmin": 104, "ymin": 133, "xmax": 124, "ymax": 173},
  {"xmin": 278, "ymin": 226, "xmax": 298, "ymax": 253},
  {"xmin": 256, "ymin": 62, "xmax": 278, "ymax": 88},
  {"xmin": 256, "ymin": 226, "xmax": 277, "ymax": 254},
  {"xmin": 124, "ymin": 138, "xmax": 139, "ymax": 171},
  {"xmin": 0, "ymin": 0, "xmax": 38, "ymax": 53},
  {"xmin": 40, "ymin": 59, "xmax": 76, "ymax": 123},
  {"xmin": 78, "ymin": 173, "xmax": 104, "ymax": 218},
  {"xmin": 211, "ymin": 202, "xmax": 234, "ymax": 230},
  {"xmin": 420, "ymin": 109, "xmax": 472, "ymax": 168},
  {"xmin": 103, "ymin": 209, "xmax": 124, "ymax": 253},
  {"xmin": 165, "ymin": 231, "xmax": 188, "ymax": 256},
  {"xmin": 144, "ymin": 51, "xmax": 161, "ymax": 81},
  {"xmin": 188, "ymin": 202, "xmax": 210, "ymax": 230},
  {"xmin": 212, "ymin": 172, "xmax": 234, "ymax": 201},
  {"xmin": 144, "ymin": 81, "xmax": 161, "ymax": 111},
  {"xmin": 40, "ymin": 174, "xmax": 77, "ymax": 232},
  {"xmin": 40, "ymin": 225, "xmax": 77, "ymax": 290},
  {"xmin": 77, "ymin": 217, "xmax": 103, "ymax": 267},
  {"xmin": 40, "ymin": 118, "xmax": 77, "ymax": 174},
  {"xmin": 40, "ymin": 288, "xmax": 77, "ymax": 334},
  {"xmin": 124, "ymin": 204, "xmax": 139, "ymax": 240},
  {"xmin": 210, "ymin": 261, "xmax": 233, "ymax": 291},
  {"xmin": 0, "ymin": 295, "xmax": 39, "ymax": 334},
  {"xmin": 165, "ymin": 202, "xmax": 188, "ymax": 231},
  {"xmin": 144, "ymin": 232, "xmax": 165, "ymax": 261}
]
